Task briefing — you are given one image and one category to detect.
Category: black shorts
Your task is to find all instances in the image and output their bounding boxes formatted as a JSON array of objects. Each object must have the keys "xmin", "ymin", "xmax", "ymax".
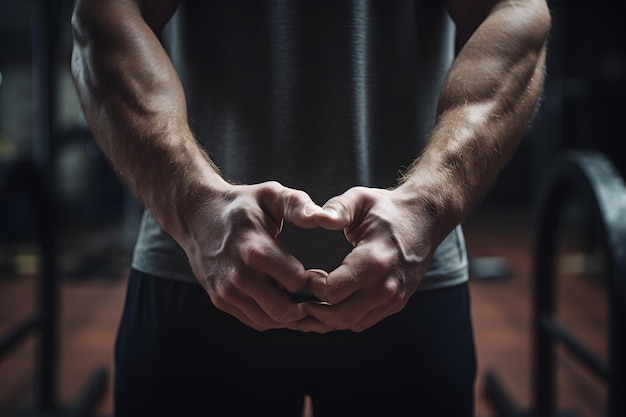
[{"xmin": 114, "ymin": 269, "xmax": 476, "ymax": 417}]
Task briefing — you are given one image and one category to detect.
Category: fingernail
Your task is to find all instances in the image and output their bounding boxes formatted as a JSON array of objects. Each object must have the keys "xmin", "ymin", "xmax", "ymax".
[{"xmin": 307, "ymin": 268, "xmax": 328, "ymax": 278}]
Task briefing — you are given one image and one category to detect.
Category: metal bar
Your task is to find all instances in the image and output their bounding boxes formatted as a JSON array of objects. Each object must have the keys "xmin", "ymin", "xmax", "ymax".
[
  {"xmin": 566, "ymin": 152, "xmax": 626, "ymax": 417},
  {"xmin": 532, "ymin": 179, "xmax": 563, "ymax": 417},
  {"xmin": 37, "ymin": 185, "xmax": 58, "ymax": 415},
  {"xmin": 0, "ymin": 160, "xmax": 59, "ymax": 412},
  {"xmin": 0, "ymin": 161, "xmax": 108, "ymax": 416},
  {"xmin": 540, "ymin": 314, "xmax": 609, "ymax": 380},
  {"xmin": 31, "ymin": 0, "xmax": 62, "ymax": 410},
  {"xmin": 0, "ymin": 316, "xmax": 41, "ymax": 359},
  {"xmin": 531, "ymin": 150, "xmax": 626, "ymax": 417}
]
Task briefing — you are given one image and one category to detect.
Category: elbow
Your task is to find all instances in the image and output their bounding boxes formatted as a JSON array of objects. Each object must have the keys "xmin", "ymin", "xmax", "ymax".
[
  {"xmin": 69, "ymin": 6, "xmax": 86, "ymax": 87},
  {"xmin": 69, "ymin": 0, "xmax": 119, "ymax": 93},
  {"xmin": 70, "ymin": 0, "xmax": 93, "ymax": 48},
  {"xmin": 498, "ymin": 1, "xmax": 552, "ymax": 54},
  {"xmin": 70, "ymin": 0, "xmax": 96, "ymax": 71},
  {"xmin": 69, "ymin": 3, "xmax": 90, "ymax": 90},
  {"xmin": 69, "ymin": 0, "xmax": 107, "ymax": 103}
]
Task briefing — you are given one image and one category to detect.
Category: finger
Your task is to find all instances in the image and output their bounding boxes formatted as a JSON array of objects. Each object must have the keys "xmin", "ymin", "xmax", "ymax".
[
  {"xmin": 304, "ymin": 268, "xmax": 328, "ymax": 296},
  {"xmin": 315, "ymin": 194, "xmax": 356, "ymax": 230},
  {"xmin": 215, "ymin": 275, "xmax": 307, "ymax": 329},
  {"xmin": 307, "ymin": 244, "xmax": 389, "ymax": 304},
  {"xmin": 259, "ymin": 182, "xmax": 324, "ymax": 229},
  {"xmin": 239, "ymin": 234, "xmax": 309, "ymax": 293},
  {"xmin": 303, "ymin": 287, "xmax": 389, "ymax": 331},
  {"xmin": 210, "ymin": 292, "xmax": 273, "ymax": 331},
  {"xmin": 292, "ymin": 314, "xmax": 337, "ymax": 334},
  {"xmin": 307, "ymin": 264, "xmax": 357, "ymax": 304},
  {"xmin": 310, "ymin": 276, "xmax": 408, "ymax": 332},
  {"xmin": 349, "ymin": 299, "xmax": 407, "ymax": 332},
  {"xmin": 237, "ymin": 296, "xmax": 304, "ymax": 330},
  {"xmin": 234, "ymin": 271, "xmax": 309, "ymax": 323}
]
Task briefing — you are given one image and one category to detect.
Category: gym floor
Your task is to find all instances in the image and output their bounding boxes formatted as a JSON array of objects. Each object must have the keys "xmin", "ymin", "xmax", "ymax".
[{"xmin": 0, "ymin": 206, "xmax": 608, "ymax": 417}]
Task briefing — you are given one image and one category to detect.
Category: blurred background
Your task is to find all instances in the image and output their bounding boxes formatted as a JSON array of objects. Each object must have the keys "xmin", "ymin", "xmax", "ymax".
[{"xmin": 0, "ymin": 0, "xmax": 624, "ymax": 416}]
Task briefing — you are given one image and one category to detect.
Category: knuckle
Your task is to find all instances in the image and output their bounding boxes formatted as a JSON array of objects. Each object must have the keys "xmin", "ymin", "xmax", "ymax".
[
  {"xmin": 228, "ymin": 270, "xmax": 251, "ymax": 292},
  {"xmin": 240, "ymin": 242, "xmax": 269, "ymax": 267},
  {"xmin": 328, "ymin": 195, "xmax": 351, "ymax": 214},
  {"xmin": 367, "ymin": 250, "xmax": 393, "ymax": 276},
  {"xmin": 345, "ymin": 185, "xmax": 367, "ymax": 199},
  {"xmin": 264, "ymin": 180, "xmax": 282, "ymax": 189},
  {"xmin": 285, "ymin": 190, "xmax": 309, "ymax": 213},
  {"xmin": 226, "ymin": 205, "xmax": 255, "ymax": 228},
  {"xmin": 380, "ymin": 277, "xmax": 400, "ymax": 299},
  {"xmin": 258, "ymin": 181, "xmax": 283, "ymax": 198},
  {"xmin": 344, "ymin": 186, "xmax": 374, "ymax": 207},
  {"xmin": 214, "ymin": 283, "xmax": 237, "ymax": 308},
  {"xmin": 286, "ymin": 188, "xmax": 307, "ymax": 204}
]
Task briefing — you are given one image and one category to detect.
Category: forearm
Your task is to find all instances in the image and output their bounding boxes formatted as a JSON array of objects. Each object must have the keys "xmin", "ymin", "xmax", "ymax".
[
  {"xmin": 399, "ymin": 0, "xmax": 550, "ymax": 240},
  {"xmin": 70, "ymin": 0, "xmax": 226, "ymax": 240}
]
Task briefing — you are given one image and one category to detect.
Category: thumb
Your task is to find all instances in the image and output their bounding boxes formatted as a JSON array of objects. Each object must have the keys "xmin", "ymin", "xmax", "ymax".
[
  {"xmin": 267, "ymin": 185, "xmax": 324, "ymax": 229},
  {"xmin": 312, "ymin": 194, "xmax": 355, "ymax": 230}
]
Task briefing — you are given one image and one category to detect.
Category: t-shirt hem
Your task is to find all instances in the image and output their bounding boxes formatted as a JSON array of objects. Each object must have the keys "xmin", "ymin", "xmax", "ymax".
[{"xmin": 131, "ymin": 261, "xmax": 469, "ymax": 292}]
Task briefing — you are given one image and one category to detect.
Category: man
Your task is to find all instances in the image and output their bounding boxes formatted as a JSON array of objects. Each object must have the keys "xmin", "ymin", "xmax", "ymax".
[{"xmin": 71, "ymin": 1, "xmax": 550, "ymax": 416}]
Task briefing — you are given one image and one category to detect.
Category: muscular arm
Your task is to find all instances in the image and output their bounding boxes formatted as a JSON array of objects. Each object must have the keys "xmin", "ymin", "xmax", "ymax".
[
  {"xmin": 71, "ymin": 0, "xmax": 326, "ymax": 331},
  {"xmin": 401, "ymin": 0, "xmax": 551, "ymax": 240},
  {"xmin": 304, "ymin": 0, "xmax": 551, "ymax": 332},
  {"xmin": 71, "ymin": 0, "xmax": 218, "ymax": 238}
]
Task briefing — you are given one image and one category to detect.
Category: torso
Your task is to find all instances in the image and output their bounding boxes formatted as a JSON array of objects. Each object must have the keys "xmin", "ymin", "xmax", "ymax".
[{"xmin": 133, "ymin": 0, "xmax": 468, "ymax": 287}]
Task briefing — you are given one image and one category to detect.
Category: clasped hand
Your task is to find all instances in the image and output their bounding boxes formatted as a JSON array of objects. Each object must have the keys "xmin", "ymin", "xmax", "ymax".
[{"xmin": 183, "ymin": 181, "xmax": 434, "ymax": 334}]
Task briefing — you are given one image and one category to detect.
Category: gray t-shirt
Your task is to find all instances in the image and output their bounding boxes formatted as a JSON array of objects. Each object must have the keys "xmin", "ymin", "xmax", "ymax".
[{"xmin": 132, "ymin": 0, "xmax": 468, "ymax": 291}]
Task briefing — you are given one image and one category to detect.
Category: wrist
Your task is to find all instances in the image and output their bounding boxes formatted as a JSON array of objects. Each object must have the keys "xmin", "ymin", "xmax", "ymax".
[
  {"xmin": 394, "ymin": 171, "xmax": 466, "ymax": 245},
  {"xmin": 146, "ymin": 140, "xmax": 232, "ymax": 244}
]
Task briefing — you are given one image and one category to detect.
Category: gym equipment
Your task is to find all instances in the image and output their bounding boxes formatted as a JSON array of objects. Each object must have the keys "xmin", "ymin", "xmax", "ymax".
[
  {"xmin": 0, "ymin": 160, "xmax": 107, "ymax": 417},
  {"xmin": 0, "ymin": 0, "xmax": 107, "ymax": 415},
  {"xmin": 485, "ymin": 150, "xmax": 626, "ymax": 417}
]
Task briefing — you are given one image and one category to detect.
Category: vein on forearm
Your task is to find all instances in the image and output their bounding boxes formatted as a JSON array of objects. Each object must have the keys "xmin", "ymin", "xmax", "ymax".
[
  {"xmin": 402, "ymin": 1, "xmax": 550, "ymax": 226},
  {"xmin": 71, "ymin": 0, "xmax": 221, "ymax": 238}
]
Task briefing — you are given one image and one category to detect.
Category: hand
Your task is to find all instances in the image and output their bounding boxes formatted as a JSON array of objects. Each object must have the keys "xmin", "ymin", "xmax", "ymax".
[
  {"xmin": 180, "ymin": 180, "xmax": 327, "ymax": 331},
  {"xmin": 301, "ymin": 186, "xmax": 438, "ymax": 333}
]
